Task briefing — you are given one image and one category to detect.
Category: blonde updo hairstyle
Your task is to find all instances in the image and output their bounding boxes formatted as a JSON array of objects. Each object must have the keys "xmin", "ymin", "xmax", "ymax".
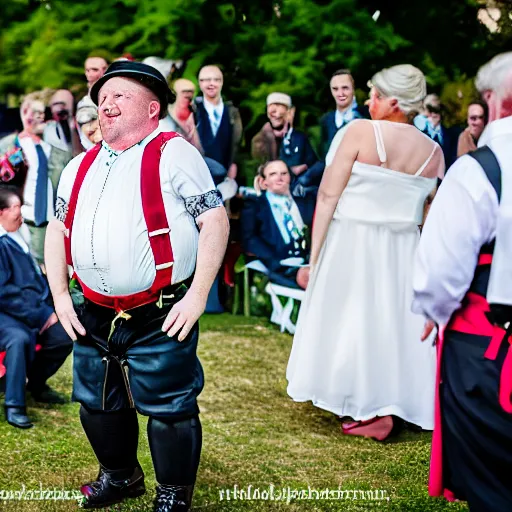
[{"xmin": 370, "ymin": 64, "xmax": 427, "ymax": 123}]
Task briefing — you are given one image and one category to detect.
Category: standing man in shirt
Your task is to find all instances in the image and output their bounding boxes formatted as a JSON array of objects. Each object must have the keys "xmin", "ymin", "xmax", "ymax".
[
  {"xmin": 195, "ymin": 65, "xmax": 242, "ymax": 179},
  {"xmin": 412, "ymin": 52, "xmax": 512, "ymax": 512},
  {"xmin": 45, "ymin": 61, "xmax": 229, "ymax": 511},
  {"xmin": 18, "ymin": 94, "xmax": 55, "ymax": 265}
]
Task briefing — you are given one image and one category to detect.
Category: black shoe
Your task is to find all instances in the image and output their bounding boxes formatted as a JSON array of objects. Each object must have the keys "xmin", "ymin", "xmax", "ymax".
[
  {"xmin": 80, "ymin": 465, "xmax": 145, "ymax": 509},
  {"xmin": 154, "ymin": 484, "xmax": 194, "ymax": 512},
  {"xmin": 28, "ymin": 385, "xmax": 68, "ymax": 404},
  {"xmin": 5, "ymin": 406, "xmax": 33, "ymax": 429}
]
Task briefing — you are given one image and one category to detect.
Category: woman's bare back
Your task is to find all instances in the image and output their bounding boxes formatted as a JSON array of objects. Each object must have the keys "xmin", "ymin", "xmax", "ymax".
[{"xmin": 353, "ymin": 119, "xmax": 445, "ymax": 179}]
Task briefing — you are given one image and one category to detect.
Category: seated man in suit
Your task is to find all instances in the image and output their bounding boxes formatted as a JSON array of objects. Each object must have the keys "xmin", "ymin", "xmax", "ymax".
[
  {"xmin": 241, "ymin": 160, "xmax": 315, "ymax": 289},
  {"xmin": 0, "ymin": 185, "xmax": 72, "ymax": 429}
]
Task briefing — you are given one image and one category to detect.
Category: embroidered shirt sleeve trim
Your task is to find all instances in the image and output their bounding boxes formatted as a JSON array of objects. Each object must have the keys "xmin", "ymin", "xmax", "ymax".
[
  {"xmin": 184, "ymin": 189, "xmax": 223, "ymax": 218},
  {"xmin": 55, "ymin": 196, "xmax": 69, "ymax": 223}
]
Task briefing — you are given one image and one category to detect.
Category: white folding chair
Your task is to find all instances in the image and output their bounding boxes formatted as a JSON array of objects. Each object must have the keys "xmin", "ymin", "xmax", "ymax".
[{"xmin": 265, "ymin": 282, "xmax": 305, "ymax": 334}]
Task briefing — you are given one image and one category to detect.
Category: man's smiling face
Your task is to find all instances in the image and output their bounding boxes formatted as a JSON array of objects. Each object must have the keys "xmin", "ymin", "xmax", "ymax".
[{"xmin": 97, "ymin": 77, "xmax": 160, "ymax": 145}]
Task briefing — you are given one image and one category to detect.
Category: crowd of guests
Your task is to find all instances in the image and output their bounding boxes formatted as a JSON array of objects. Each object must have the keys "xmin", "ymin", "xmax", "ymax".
[{"xmin": 0, "ymin": 51, "xmax": 489, "ymax": 429}]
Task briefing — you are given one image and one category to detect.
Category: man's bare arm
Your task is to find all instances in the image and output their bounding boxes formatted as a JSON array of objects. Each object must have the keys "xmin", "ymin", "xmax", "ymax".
[
  {"xmin": 45, "ymin": 219, "xmax": 85, "ymax": 340},
  {"xmin": 162, "ymin": 206, "xmax": 229, "ymax": 341}
]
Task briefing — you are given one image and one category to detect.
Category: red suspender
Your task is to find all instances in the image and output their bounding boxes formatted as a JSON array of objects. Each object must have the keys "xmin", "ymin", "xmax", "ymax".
[
  {"xmin": 64, "ymin": 132, "xmax": 181, "ymax": 311},
  {"xmin": 142, "ymin": 132, "xmax": 179, "ymax": 294},
  {"xmin": 64, "ymin": 143, "xmax": 102, "ymax": 265}
]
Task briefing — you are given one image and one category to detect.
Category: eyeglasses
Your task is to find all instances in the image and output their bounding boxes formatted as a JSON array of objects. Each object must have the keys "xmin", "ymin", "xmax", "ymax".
[{"xmin": 469, "ymin": 115, "xmax": 485, "ymax": 121}]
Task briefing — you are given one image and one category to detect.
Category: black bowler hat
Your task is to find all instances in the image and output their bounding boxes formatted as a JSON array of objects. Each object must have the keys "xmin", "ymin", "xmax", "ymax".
[{"xmin": 90, "ymin": 61, "xmax": 174, "ymax": 119}]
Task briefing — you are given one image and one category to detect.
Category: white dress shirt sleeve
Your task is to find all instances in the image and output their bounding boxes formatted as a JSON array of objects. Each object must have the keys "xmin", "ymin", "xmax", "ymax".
[
  {"xmin": 412, "ymin": 155, "xmax": 499, "ymax": 325},
  {"xmin": 55, "ymin": 152, "xmax": 86, "ymax": 223},
  {"xmin": 161, "ymin": 137, "xmax": 222, "ymax": 221}
]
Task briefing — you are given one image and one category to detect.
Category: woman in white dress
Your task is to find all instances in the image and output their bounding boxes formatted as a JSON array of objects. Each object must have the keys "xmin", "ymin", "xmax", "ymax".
[{"xmin": 286, "ymin": 65, "xmax": 445, "ymax": 440}]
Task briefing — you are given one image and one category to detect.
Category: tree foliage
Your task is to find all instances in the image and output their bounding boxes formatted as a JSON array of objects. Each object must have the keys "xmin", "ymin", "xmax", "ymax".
[{"xmin": 1, "ymin": 0, "xmax": 510, "ymax": 133}]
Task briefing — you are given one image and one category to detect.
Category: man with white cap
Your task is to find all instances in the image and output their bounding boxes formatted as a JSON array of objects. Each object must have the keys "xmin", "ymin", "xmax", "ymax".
[
  {"xmin": 413, "ymin": 52, "xmax": 512, "ymax": 511},
  {"xmin": 75, "ymin": 95, "xmax": 102, "ymax": 149},
  {"xmin": 251, "ymin": 92, "xmax": 319, "ymax": 191},
  {"xmin": 45, "ymin": 60, "xmax": 229, "ymax": 511}
]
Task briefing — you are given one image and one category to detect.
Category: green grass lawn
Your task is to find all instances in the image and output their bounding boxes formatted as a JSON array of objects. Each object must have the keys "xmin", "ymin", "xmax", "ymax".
[{"xmin": 0, "ymin": 314, "xmax": 468, "ymax": 511}]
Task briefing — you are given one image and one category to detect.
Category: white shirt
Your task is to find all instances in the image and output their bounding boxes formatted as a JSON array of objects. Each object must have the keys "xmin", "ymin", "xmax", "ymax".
[
  {"xmin": 202, "ymin": 98, "xmax": 224, "ymax": 136},
  {"xmin": 0, "ymin": 224, "xmax": 31, "ymax": 254},
  {"xmin": 43, "ymin": 121, "xmax": 72, "ymax": 153},
  {"xmin": 18, "ymin": 137, "xmax": 54, "ymax": 223},
  {"xmin": 411, "ymin": 117, "xmax": 512, "ymax": 325},
  {"xmin": 56, "ymin": 128, "xmax": 222, "ymax": 295}
]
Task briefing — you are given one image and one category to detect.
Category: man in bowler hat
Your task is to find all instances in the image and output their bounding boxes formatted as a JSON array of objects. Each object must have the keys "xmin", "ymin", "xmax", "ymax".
[{"xmin": 45, "ymin": 60, "xmax": 229, "ymax": 511}]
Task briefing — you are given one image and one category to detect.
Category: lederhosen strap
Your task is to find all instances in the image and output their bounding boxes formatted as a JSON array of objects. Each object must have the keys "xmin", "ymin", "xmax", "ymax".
[{"xmin": 64, "ymin": 132, "xmax": 181, "ymax": 312}]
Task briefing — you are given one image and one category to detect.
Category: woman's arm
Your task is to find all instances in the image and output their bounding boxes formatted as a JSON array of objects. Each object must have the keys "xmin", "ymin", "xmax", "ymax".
[
  {"xmin": 421, "ymin": 145, "xmax": 445, "ymax": 228},
  {"xmin": 310, "ymin": 121, "xmax": 363, "ymax": 265}
]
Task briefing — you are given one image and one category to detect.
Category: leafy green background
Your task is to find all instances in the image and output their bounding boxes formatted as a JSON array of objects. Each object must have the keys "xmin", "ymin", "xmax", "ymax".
[{"xmin": 2, "ymin": 1, "xmax": 512, "ymax": 139}]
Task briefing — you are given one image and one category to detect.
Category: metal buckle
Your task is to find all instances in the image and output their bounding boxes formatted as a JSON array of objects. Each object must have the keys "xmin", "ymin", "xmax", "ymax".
[{"xmin": 108, "ymin": 310, "xmax": 132, "ymax": 342}]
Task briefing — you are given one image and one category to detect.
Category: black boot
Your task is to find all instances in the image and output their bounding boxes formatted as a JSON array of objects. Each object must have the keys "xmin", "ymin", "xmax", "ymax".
[
  {"xmin": 28, "ymin": 384, "xmax": 68, "ymax": 404},
  {"xmin": 5, "ymin": 406, "xmax": 33, "ymax": 429},
  {"xmin": 79, "ymin": 465, "xmax": 145, "ymax": 509},
  {"xmin": 153, "ymin": 484, "xmax": 194, "ymax": 512}
]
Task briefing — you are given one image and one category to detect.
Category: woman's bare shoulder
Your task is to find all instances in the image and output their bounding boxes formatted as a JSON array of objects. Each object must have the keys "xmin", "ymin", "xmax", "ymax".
[{"xmin": 344, "ymin": 118, "xmax": 373, "ymax": 138}]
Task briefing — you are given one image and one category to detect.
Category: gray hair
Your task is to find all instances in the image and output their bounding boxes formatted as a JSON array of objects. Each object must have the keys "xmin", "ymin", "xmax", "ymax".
[
  {"xmin": 476, "ymin": 52, "xmax": 512, "ymax": 96},
  {"xmin": 370, "ymin": 64, "xmax": 427, "ymax": 116}
]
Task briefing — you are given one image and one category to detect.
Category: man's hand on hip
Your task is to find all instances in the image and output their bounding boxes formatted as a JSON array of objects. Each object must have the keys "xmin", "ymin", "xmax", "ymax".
[
  {"xmin": 53, "ymin": 292, "xmax": 86, "ymax": 341},
  {"xmin": 162, "ymin": 290, "xmax": 206, "ymax": 342}
]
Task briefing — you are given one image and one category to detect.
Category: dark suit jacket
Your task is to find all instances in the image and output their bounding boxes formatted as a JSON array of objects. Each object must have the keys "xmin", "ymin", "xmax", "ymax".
[
  {"xmin": 0, "ymin": 234, "xmax": 53, "ymax": 330},
  {"xmin": 241, "ymin": 191, "xmax": 315, "ymax": 272},
  {"xmin": 319, "ymin": 105, "xmax": 369, "ymax": 159},
  {"xmin": 280, "ymin": 129, "xmax": 318, "ymax": 170}
]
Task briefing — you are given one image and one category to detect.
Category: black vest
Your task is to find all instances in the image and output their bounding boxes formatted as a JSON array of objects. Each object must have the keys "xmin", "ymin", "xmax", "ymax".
[{"xmin": 196, "ymin": 101, "xmax": 233, "ymax": 169}]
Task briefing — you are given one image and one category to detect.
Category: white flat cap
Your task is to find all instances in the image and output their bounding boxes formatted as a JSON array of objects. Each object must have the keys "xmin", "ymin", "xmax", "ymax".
[{"xmin": 266, "ymin": 92, "xmax": 292, "ymax": 108}]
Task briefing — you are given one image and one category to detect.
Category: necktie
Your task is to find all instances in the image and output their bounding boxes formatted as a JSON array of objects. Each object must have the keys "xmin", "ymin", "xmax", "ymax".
[
  {"xmin": 212, "ymin": 109, "xmax": 221, "ymax": 136},
  {"xmin": 34, "ymin": 144, "xmax": 49, "ymax": 226},
  {"xmin": 283, "ymin": 200, "xmax": 305, "ymax": 256}
]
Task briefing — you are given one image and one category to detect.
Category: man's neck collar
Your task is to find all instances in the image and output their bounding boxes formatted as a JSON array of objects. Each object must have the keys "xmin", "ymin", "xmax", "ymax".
[
  {"xmin": 478, "ymin": 115, "xmax": 512, "ymax": 147},
  {"xmin": 19, "ymin": 131, "xmax": 41, "ymax": 143},
  {"xmin": 103, "ymin": 125, "xmax": 161, "ymax": 153},
  {"xmin": 267, "ymin": 190, "xmax": 291, "ymax": 199},
  {"xmin": 336, "ymin": 105, "xmax": 352, "ymax": 114},
  {"xmin": 204, "ymin": 96, "xmax": 222, "ymax": 107}
]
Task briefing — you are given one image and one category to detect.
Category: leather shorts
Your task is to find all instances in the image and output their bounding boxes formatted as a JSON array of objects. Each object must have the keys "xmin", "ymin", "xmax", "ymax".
[{"xmin": 71, "ymin": 285, "xmax": 203, "ymax": 419}]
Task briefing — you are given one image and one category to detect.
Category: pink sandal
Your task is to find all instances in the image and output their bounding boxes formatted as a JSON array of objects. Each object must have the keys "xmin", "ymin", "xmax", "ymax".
[{"xmin": 341, "ymin": 416, "xmax": 394, "ymax": 441}]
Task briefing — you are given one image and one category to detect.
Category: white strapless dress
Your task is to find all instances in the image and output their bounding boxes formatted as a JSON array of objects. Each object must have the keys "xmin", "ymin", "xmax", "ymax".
[{"xmin": 287, "ymin": 159, "xmax": 437, "ymax": 429}]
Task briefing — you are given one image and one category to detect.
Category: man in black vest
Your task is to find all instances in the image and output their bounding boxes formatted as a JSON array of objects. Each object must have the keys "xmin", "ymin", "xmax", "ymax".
[{"xmin": 194, "ymin": 65, "xmax": 242, "ymax": 179}]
